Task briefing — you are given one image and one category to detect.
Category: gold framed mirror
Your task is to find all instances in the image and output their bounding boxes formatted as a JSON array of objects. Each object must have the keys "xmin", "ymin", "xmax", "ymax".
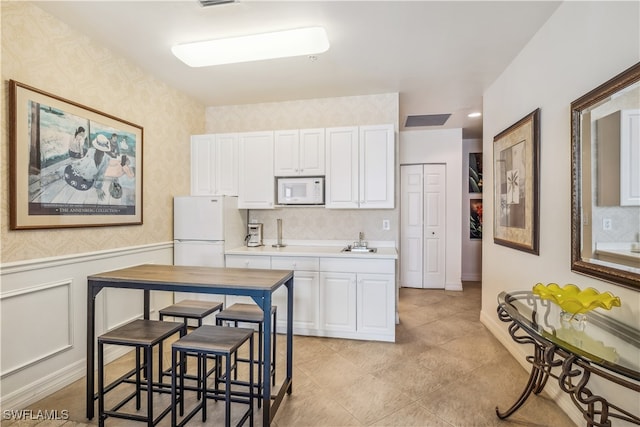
[{"xmin": 571, "ymin": 62, "xmax": 640, "ymax": 290}]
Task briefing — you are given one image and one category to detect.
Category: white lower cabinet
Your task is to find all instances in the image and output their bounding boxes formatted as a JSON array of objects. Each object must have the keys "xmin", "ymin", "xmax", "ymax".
[
  {"xmin": 225, "ymin": 252, "xmax": 395, "ymax": 342},
  {"xmin": 357, "ymin": 273, "xmax": 396, "ymax": 336},
  {"xmin": 271, "ymin": 257, "xmax": 320, "ymax": 332},
  {"xmin": 319, "ymin": 272, "xmax": 357, "ymax": 333}
]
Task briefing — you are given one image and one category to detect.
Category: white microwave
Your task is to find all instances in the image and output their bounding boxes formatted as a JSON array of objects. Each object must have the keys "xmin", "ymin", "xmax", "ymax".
[{"xmin": 276, "ymin": 177, "xmax": 325, "ymax": 205}]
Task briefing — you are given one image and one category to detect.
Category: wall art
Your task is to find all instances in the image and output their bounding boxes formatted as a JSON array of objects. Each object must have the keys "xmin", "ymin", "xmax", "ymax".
[
  {"xmin": 493, "ymin": 109, "xmax": 540, "ymax": 254},
  {"xmin": 9, "ymin": 80, "xmax": 143, "ymax": 229}
]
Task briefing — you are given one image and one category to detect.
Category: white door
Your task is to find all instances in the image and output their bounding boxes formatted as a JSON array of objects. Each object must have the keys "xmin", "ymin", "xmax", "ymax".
[
  {"xmin": 400, "ymin": 164, "xmax": 446, "ymax": 289},
  {"xmin": 400, "ymin": 165, "xmax": 424, "ymax": 287},
  {"xmin": 423, "ymin": 165, "xmax": 446, "ymax": 288}
]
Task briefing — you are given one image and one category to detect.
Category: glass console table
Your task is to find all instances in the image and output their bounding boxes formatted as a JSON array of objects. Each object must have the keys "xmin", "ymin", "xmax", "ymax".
[{"xmin": 497, "ymin": 291, "xmax": 639, "ymax": 426}]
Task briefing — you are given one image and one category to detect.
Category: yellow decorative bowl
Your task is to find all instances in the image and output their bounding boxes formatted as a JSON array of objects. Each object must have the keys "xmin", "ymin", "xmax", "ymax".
[{"xmin": 532, "ymin": 283, "xmax": 621, "ymax": 315}]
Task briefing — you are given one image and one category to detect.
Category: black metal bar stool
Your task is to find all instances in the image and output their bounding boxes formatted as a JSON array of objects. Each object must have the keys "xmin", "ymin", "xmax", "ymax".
[
  {"xmin": 97, "ymin": 319, "xmax": 186, "ymax": 427},
  {"xmin": 215, "ymin": 303, "xmax": 276, "ymax": 407},
  {"xmin": 158, "ymin": 299, "xmax": 223, "ymax": 385},
  {"xmin": 171, "ymin": 325, "xmax": 254, "ymax": 427}
]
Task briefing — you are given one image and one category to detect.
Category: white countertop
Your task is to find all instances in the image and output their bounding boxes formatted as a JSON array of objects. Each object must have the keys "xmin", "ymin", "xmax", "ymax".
[{"xmin": 226, "ymin": 243, "xmax": 398, "ymax": 259}]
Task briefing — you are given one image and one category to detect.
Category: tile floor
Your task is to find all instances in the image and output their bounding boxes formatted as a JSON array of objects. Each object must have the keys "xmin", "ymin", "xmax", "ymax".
[{"xmin": 8, "ymin": 282, "xmax": 576, "ymax": 426}]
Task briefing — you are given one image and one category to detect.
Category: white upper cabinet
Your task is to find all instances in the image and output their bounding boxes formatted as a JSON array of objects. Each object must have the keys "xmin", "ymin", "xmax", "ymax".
[
  {"xmin": 238, "ymin": 131, "xmax": 275, "ymax": 209},
  {"xmin": 190, "ymin": 133, "xmax": 238, "ymax": 196},
  {"xmin": 325, "ymin": 124, "xmax": 395, "ymax": 209},
  {"xmin": 325, "ymin": 127, "xmax": 359, "ymax": 208},
  {"xmin": 274, "ymin": 128, "xmax": 325, "ymax": 176},
  {"xmin": 359, "ymin": 125, "xmax": 395, "ymax": 208}
]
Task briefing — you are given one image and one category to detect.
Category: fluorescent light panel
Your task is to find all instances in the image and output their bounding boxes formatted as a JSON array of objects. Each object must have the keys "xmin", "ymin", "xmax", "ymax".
[{"xmin": 172, "ymin": 27, "xmax": 329, "ymax": 67}]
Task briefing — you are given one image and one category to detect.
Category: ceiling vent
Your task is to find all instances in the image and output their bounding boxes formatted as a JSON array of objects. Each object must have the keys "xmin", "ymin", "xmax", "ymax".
[
  {"xmin": 198, "ymin": 0, "xmax": 236, "ymax": 6},
  {"xmin": 405, "ymin": 114, "xmax": 451, "ymax": 127}
]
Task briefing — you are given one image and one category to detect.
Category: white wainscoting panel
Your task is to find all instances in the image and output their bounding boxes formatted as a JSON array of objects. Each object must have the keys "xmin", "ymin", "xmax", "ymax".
[
  {"xmin": 104, "ymin": 288, "xmax": 145, "ymax": 331},
  {"xmin": 1, "ymin": 280, "xmax": 73, "ymax": 377},
  {"xmin": 0, "ymin": 243, "xmax": 174, "ymax": 411}
]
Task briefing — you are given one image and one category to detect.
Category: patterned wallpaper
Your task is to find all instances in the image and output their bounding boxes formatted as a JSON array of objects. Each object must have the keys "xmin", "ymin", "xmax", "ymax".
[
  {"xmin": 205, "ymin": 94, "xmax": 400, "ymax": 243},
  {"xmin": 1, "ymin": 2, "xmax": 204, "ymax": 263}
]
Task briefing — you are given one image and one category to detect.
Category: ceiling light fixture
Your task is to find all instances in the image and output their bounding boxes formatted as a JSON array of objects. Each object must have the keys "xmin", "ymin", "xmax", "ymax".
[
  {"xmin": 468, "ymin": 112, "xmax": 482, "ymax": 118},
  {"xmin": 172, "ymin": 27, "xmax": 330, "ymax": 67}
]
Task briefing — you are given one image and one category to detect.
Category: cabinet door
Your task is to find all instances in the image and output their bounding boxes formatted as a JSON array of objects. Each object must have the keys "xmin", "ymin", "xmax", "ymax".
[
  {"xmin": 273, "ymin": 271, "xmax": 319, "ymax": 330},
  {"xmin": 274, "ymin": 130, "xmax": 299, "ymax": 176},
  {"xmin": 224, "ymin": 255, "xmax": 271, "ymax": 305},
  {"xmin": 325, "ymin": 127, "xmax": 359, "ymax": 208},
  {"xmin": 299, "ymin": 128, "xmax": 325, "ymax": 176},
  {"xmin": 238, "ymin": 131, "xmax": 274, "ymax": 209},
  {"xmin": 319, "ymin": 272, "xmax": 357, "ymax": 332},
  {"xmin": 360, "ymin": 124, "xmax": 394, "ymax": 208},
  {"xmin": 357, "ymin": 273, "xmax": 395, "ymax": 336},
  {"xmin": 215, "ymin": 133, "xmax": 238, "ymax": 196},
  {"xmin": 190, "ymin": 134, "xmax": 216, "ymax": 195}
]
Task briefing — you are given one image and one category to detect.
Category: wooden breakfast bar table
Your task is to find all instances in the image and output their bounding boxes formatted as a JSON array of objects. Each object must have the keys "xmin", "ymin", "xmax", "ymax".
[{"xmin": 85, "ymin": 264, "xmax": 294, "ymax": 426}]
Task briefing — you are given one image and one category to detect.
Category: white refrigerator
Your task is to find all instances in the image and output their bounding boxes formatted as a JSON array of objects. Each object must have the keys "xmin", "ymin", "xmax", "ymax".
[{"xmin": 173, "ymin": 195, "xmax": 246, "ymax": 304}]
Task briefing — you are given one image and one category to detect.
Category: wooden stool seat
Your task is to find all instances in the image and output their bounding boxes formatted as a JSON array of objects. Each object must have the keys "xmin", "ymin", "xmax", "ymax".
[
  {"xmin": 159, "ymin": 300, "xmax": 223, "ymax": 323},
  {"xmin": 215, "ymin": 303, "xmax": 275, "ymax": 323}
]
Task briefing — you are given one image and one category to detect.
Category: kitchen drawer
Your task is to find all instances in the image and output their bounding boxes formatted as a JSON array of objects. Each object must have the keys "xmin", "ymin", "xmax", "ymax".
[
  {"xmin": 320, "ymin": 257, "xmax": 394, "ymax": 274},
  {"xmin": 225, "ymin": 255, "xmax": 271, "ymax": 269},
  {"xmin": 271, "ymin": 256, "xmax": 319, "ymax": 271}
]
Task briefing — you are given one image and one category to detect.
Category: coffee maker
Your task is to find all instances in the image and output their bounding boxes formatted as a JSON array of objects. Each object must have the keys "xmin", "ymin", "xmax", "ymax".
[{"xmin": 246, "ymin": 223, "xmax": 263, "ymax": 247}]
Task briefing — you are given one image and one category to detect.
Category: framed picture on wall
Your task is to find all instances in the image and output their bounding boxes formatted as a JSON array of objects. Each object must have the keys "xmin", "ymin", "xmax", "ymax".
[
  {"xmin": 469, "ymin": 152, "xmax": 483, "ymax": 193},
  {"xmin": 493, "ymin": 108, "xmax": 540, "ymax": 255},
  {"xmin": 470, "ymin": 199, "xmax": 483, "ymax": 239},
  {"xmin": 9, "ymin": 80, "xmax": 143, "ymax": 229}
]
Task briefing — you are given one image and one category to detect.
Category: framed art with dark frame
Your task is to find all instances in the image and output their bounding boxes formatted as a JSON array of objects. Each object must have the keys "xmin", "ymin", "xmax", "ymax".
[
  {"xmin": 9, "ymin": 80, "xmax": 143, "ymax": 229},
  {"xmin": 470, "ymin": 199, "xmax": 483, "ymax": 239},
  {"xmin": 493, "ymin": 108, "xmax": 540, "ymax": 255}
]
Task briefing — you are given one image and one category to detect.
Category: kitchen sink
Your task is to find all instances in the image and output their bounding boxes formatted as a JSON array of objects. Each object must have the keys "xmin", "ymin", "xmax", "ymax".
[{"xmin": 341, "ymin": 247, "xmax": 377, "ymax": 253}]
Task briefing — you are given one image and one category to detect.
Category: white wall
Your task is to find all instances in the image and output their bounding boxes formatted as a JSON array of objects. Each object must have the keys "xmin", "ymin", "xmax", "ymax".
[
  {"xmin": 399, "ymin": 128, "xmax": 463, "ymax": 290},
  {"xmin": 481, "ymin": 2, "xmax": 640, "ymax": 425}
]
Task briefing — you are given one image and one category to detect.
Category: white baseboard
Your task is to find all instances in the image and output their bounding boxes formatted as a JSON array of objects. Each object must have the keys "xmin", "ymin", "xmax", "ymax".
[
  {"xmin": 0, "ymin": 346, "xmax": 132, "ymax": 411},
  {"xmin": 461, "ymin": 273, "xmax": 481, "ymax": 281},
  {"xmin": 445, "ymin": 281, "xmax": 463, "ymax": 291}
]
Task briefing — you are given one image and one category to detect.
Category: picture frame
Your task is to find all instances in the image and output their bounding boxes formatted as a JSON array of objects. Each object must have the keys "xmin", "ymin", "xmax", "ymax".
[
  {"xmin": 469, "ymin": 152, "xmax": 483, "ymax": 193},
  {"xmin": 493, "ymin": 108, "xmax": 540, "ymax": 254},
  {"xmin": 470, "ymin": 198, "xmax": 483, "ymax": 239},
  {"xmin": 9, "ymin": 80, "xmax": 143, "ymax": 229}
]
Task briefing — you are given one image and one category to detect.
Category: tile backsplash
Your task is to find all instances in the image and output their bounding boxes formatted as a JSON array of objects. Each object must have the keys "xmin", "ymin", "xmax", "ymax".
[{"xmin": 249, "ymin": 207, "xmax": 397, "ymax": 243}]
